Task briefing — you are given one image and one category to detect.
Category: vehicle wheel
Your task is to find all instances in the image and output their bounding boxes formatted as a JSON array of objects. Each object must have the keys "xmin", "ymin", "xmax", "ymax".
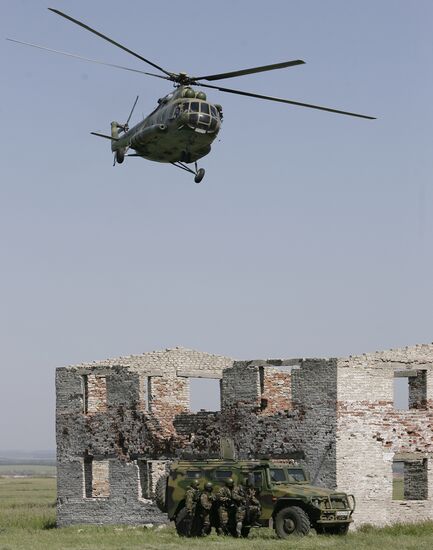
[
  {"xmin": 155, "ymin": 475, "xmax": 168, "ymax": 513},
  {"xmin": 194, "ymin": 168, "xmax": 205, "ymax": 183},
  {"xmin": 275, "ymin": 506, "xmax": 310, "ymax": 538},
  {"xmin": 317, "ymin": 523, "xmax": 350, "ymax": 535},
  {"xmin": 241, "ymin": 526, "xmax": 251, "ymax": 538},
  {"xmin": 116, "ymin": 149, "xmax": 125, "ymax": 164},
  {"xmin": 175, "ymin": 507, "xmax": 191, "ymax": 537}
]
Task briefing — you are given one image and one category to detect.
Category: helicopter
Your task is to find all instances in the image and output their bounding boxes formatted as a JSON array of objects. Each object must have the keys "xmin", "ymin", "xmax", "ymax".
[{"xmin": 8, "ymin": 8, "xmax": 375, "ymax": 183}]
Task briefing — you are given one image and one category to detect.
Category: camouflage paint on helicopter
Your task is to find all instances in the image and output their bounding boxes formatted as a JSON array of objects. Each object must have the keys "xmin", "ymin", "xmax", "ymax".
[
  {"xmin": 8, "ymin": 8, "xmax": 376, "ymax": 184},
  {"xmin": 110, "ymin": 86, "xmax": 223, "ymax": 170}
]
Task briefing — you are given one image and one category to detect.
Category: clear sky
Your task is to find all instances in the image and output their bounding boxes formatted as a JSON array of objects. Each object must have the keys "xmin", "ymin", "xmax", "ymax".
[{"xmin": 1, "ymin": 0, "xmax": 432, "ymax": 450}]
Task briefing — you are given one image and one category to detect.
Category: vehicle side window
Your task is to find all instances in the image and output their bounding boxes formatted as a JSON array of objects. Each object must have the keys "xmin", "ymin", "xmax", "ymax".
[
  {"xmin": 270, "ymin": 468, "xmax": 286, "ymax": 482},
  {"xmin": 287, "ymin": 468, "xmax": 306, "ymax": 482},
  {"xmin": 253, "ymin": 471, "xmax": 263, "ymax": 488},
  {"xmin": 186, "ymin": 470, "xmax": 201, "ymax": 479},
  {"xmin": 214, "ymin": 470, "xmax": 233, "ymax": 480}
]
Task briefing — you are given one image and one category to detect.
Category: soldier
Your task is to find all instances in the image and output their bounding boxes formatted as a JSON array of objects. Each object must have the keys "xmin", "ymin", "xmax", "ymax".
[
  {"xmin": 199, "ymin": 482, "xmax": 215, "ymax": 536},
  {"xmin": 244, "ymin": 477, "xmax": 261, "ymax": 526},
  {"xmin": 231, "ymin": 481, "xmax": 248, "ymax": 537},
  {"xmin": 216, "ymin": 478, "xmax": 235, "ymax": 535},
  {"xmin": 184, "ymin": 479, "xmax": 200, "ymax": 535}
]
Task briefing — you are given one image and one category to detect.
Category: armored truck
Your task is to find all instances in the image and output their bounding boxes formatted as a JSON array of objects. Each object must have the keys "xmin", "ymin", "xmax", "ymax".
[{"xmin": 155, "ymin": 459, "xmax": 355, "ymax": 538}]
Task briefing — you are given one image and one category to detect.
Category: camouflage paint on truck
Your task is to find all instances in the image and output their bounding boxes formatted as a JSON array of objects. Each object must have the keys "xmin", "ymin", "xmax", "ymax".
[{"xmin": 163, "ymin": 459, "xmax": 355, "ymax": 537}]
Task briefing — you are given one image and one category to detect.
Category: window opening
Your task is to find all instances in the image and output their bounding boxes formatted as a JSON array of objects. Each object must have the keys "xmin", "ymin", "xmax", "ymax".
[
  {"xmin": 82, "ymin": 374, "xmax": 107, "ymax": 414},
  {"xmin": 190, "ymin": 102, "xmax": 199, "ymax": 112},
  {"xmin": 137, "ymin": 460, "xmax": 149, "ymax": 498},
  {"xmin": 392, "ymin": 458, "xmax": 428, "ymax": 500},
  {"xmin": 394, "ymin": 370, "xmax": 427, "ymax": 410},
  {"xmin": 189, "ymin": 378, "xmax": 221, "ymax": 412},
  {"xmin": 140, "ymin": 376, "xmax": 152, "ymax": 412},
  {"xmin": 200, "ymin": 103, "xmax": 210, "ymax": 114},
  {"xmin": 137, "ymin": 460, "xmax": 168, "ymax": 498},
  {"xmin": 83, "ymin": 455, "xmax": 109, "ymax": 498}
]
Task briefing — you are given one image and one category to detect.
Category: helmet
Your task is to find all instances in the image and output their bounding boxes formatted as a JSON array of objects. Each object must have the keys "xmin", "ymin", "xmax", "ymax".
[
  {"xmin": 225, "ymin": 478, "xmax": 234, "ymax": 488},
  {"xmin": 191, "ymin": 479, "xmax": 200, "ymax": 489},
  {"xmin": 204, "ymin": 482, "xmax": 213, "ymax": 492}
]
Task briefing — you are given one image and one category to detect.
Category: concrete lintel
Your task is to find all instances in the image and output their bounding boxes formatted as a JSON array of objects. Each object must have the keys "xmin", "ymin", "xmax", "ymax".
[
  {"xmin": 176, "ymin": 370, "xmax": 222, "ymax": 379},
  {"xmin": 140, "ymin": 370, "xmax": 164, "ymax": 377},
  {"xmin": 77, "ymin": 368, "xmax": 113, "ymax": 376},
  {"xmin": 394, "ymin": 370, "xmax": 421, "ymax": 378},
  {"xmin": 393, "ymin": 452, "xmax": 430, "ymax": 461},
  {"xmin": 267, "ymin": 358, "xmax": 304, "ymax": 367}
]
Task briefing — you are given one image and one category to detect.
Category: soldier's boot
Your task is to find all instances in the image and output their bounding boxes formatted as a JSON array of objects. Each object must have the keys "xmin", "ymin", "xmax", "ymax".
[
  {"xmin": 201, "ymin": 522, "xmax": 211, "ymax": 537},
  {"xmin": 236, "ymin": 521, "xmax": 243, "ymax": 537}
]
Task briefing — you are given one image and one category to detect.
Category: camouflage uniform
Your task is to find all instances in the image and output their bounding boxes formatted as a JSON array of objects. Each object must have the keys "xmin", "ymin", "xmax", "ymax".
[
  {"xmin": 184, "ymin": 481, "xmax": 200, "ymax": 535},
  {"xmin": 216, "ymin": 484, "xmax": 233, "ymax": 535},
  {"xmin": 199, "ymin": 482, "xmax": 215, "ymax": 536},
  {"xmin": 245, "ymin": 485, "xmax": 261, "ymax": 525},
  {"xmin": 231, "ymin": 484, "xmax": 247, "ymax": 537}
]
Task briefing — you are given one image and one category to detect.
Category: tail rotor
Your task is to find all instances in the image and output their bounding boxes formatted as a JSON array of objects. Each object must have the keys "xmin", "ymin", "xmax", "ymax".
[{"xmin": 111, "ymin": 95, "xmax": 139, "ymax": 165}]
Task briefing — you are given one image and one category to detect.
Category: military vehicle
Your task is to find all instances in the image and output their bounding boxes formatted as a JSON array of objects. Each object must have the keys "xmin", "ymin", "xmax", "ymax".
[
  {"xmin": 155, "ymin": 459, "xmax": 355, "ymax": 538},
  {"xmin": 8, "ymin": 8, "xmax": 375, "ymax": 183}
]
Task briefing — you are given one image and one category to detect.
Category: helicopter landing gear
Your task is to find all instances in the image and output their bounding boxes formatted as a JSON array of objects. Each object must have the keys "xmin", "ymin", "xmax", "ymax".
[
  {"xmin": 194, "ymin": 168, "xmax": 205, "ymax": 184},
  {"xmin": 115, "ymin": 149, "xmax": 125, "ymax": 164},
  {"xmin": 171, "ymin": 161, "xmax": 206, "ymax": 183}
]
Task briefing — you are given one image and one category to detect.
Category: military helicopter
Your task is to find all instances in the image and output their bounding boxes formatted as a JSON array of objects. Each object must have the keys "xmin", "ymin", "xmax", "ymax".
[{"xmin": 8, "ymin": 8, "xmax": 375, "ymax": 183}]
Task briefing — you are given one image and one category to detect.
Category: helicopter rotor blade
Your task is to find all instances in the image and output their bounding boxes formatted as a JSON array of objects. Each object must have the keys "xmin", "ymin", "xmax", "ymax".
[
  {"xmin": 125, "ymin": 95, "xmax": 139, "ymax": 127},
  {"xmin": 193, "ymin": 59, "xmax": 305, "ymax": 82},
  {"xmin": 48, "ymin": 8, "xmax": 173, "ymax": 78},
  {"xmin": 6, "ymin": 39, "xmax": 171, "ymax": 81},
  {"xmin": 196, "ymin": 82, "xmax": 376, "ymax": 120}
]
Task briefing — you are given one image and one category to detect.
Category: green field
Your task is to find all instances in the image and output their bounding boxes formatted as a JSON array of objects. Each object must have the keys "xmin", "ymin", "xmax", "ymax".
[
  {"xmin": 1, "ymin": 478, "xmax": 432, "ymax": 550},
  {"xmin": 0, "ymin": 464, "xmax": 56, "ymax": 477}
]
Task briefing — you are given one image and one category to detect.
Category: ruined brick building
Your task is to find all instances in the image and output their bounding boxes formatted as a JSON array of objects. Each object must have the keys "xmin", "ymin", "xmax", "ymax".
[{"xmin": 56, "ymin": 344, "xmax": 433, "ymax": 527}]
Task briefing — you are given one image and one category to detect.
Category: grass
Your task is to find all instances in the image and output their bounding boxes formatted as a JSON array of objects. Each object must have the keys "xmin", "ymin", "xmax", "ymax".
[
  {"xmin": 392, "ymin": 477, "xmax": 404, "ymax": 500},
  {"xmin": 1, "ymin": 478, "xmax": 432, "ymax": 550}
]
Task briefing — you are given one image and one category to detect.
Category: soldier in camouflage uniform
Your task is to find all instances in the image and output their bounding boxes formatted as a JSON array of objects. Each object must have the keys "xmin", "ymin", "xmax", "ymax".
[
  {"xmin": 184, "ymin": 479, "xmax": 200, "ymax": 535},
  {"xmin": 199, "ymin": 482, "xmax": 215, "ymax": 536},
  {"xmin": 231, "ymin": 481, "xmax": 248, "ymax": 537},
  {"xmin": 244, "ymin": 477, "xmax": 261, "ymax": 526},
  {"xmin": 216, "ymin": 478, "xmax": 236, "ymax": 535}
]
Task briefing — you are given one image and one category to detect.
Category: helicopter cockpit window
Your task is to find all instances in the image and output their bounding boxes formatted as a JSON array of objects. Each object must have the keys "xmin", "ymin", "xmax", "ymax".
[
  {"xmin": 184, "ymin": 101, "xmax": 220, "ymax": 132},
  {"xmin": 171, "ymin": 105, "xmax": 181, "ymax": 119}
]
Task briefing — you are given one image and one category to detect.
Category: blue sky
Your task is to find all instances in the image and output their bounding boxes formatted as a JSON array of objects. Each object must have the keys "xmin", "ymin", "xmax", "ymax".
[{"xmin": 1, "ymin": 0, "xmax": 432, "ymax": 450}]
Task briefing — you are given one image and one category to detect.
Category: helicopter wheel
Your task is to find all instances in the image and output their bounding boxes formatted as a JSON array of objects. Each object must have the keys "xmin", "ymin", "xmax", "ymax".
[
  {"xmin": 194, "ymin": 168, "xmax": 205, "ymax": 184},
  {"xmin": 115, "ymin": 149, "xmax": 125, "ymax": 164}
]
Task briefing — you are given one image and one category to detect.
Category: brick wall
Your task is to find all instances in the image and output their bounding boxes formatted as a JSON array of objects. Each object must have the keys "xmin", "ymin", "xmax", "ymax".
[{"xmin": 56, "ymin": 344, "xmax": 433, "ymax": 529}]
